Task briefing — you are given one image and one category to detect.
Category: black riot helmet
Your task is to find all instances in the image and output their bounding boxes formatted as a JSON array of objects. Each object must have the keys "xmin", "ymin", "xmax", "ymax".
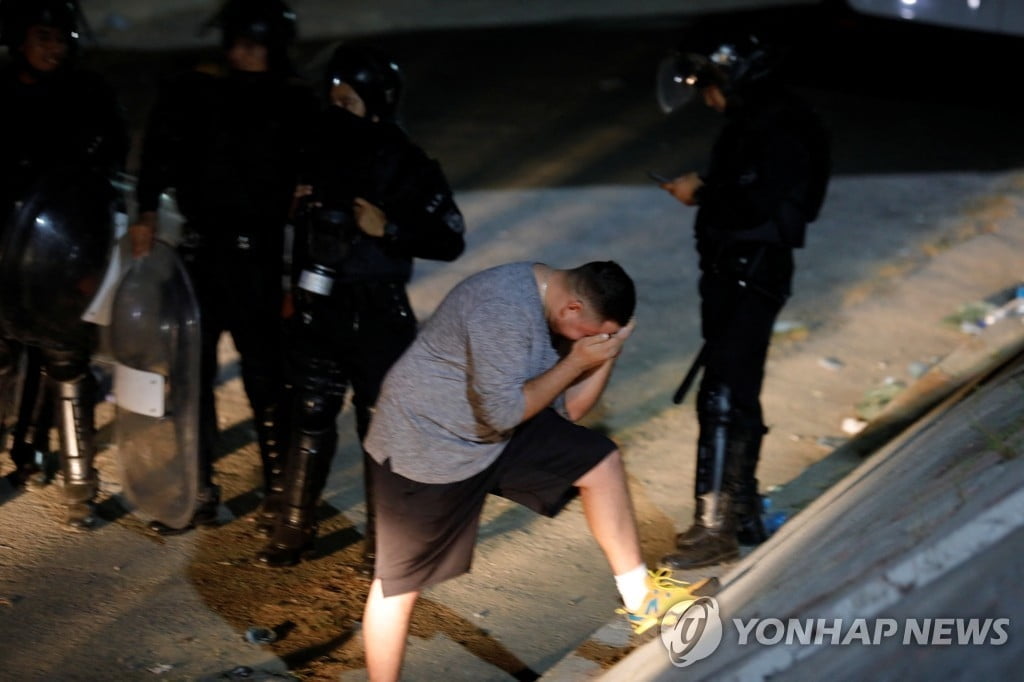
[
  {"xmin": 656, "ymin": 34, "xmax": 778, "ymax": 113},
  {"xmin": 0, "ymin": 0, "xmax": 81, "ymax": 61},
  {"xmin": 324, "ymin": 44, "xmax": 403, "ymax": 122},
  {"xmin": 204, "ymin": 0, "xmax": 297, "ymax": 73}
]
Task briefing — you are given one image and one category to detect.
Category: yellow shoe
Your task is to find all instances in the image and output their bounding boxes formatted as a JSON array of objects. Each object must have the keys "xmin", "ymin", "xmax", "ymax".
[{"xmin": 618, "ymin": 569, "xmax": 719, "ymax": 635}]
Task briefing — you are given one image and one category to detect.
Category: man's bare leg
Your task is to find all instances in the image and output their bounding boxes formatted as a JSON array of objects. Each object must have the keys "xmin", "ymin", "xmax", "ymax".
[
  {"xmin": 363, "ymin": 578, "xmax": 420, "ymax": 682},
  {"xmin": 575, "ymin": 450, "xmax": 643, "ymax": 575}
]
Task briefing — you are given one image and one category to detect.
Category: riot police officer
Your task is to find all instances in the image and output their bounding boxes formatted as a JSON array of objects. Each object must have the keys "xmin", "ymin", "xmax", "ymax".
[
  {"xmin": 654, "ymin": 35, "xmax": 830, "ymax": 568},
  {"xmin": 258, "ymin": 44, "xmax": 466, "ymax": 567},
  {"xmin": 129, "ymin": 0, "xmax": 317, "ymax": 533},
  {"xmin": 0, "ymin": 0, "xmax": 129, "ymax": 526}
]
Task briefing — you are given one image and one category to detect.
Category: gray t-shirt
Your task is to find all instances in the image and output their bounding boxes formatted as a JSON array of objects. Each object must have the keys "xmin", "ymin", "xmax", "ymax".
[{"xmin": 364, "ymin": 261, "xmax": 561, "ymax": 484}]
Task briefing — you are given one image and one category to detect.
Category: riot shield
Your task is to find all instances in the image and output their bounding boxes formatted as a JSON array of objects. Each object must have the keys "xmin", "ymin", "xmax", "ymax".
[
  {"xmin": 109, "ymin": 241, "xmax": 200, "ymax": 529},
  {"xmin": 0, "ymin": 340, "xmax": 22, "ymax": 447},
  {"xmin": 0, "ymin": 165, "xmax": 117, "ymax": 348}
]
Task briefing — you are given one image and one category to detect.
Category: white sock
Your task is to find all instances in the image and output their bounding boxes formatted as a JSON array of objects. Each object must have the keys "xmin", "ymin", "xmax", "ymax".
[{"xmin": 614, "ymin": 563, "xmax": 649, "ymax": 612}]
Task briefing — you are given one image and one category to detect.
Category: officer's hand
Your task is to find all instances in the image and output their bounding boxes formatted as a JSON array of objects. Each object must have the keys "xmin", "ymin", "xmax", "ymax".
[
  {"xmin": 129, "ymin": 212, "xmax": 157, "ymax": 258},
  {"xmin": 663, "ymin": 172, "xmax": 703, "ymax": 206},
  {"xmin": 353, "ymin": 197, "xmax": 387, "ymax": 238},
  {"xmin": 291, "ymin": 184, "xmax": 317, "ymax": 219}
]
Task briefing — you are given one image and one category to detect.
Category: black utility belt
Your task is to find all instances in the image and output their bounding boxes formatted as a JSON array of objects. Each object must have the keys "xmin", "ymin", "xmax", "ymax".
[
  {"xmin": 297, "ymin": 269, "xmax": 405, "ymax": 298},
  {"xmin": 181, "ymin": 231, "xmax": 273, "ymax": 252}
]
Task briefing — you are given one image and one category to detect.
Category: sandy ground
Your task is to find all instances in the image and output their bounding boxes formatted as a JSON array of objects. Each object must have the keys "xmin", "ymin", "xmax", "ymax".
[{"xmin": 2, "ymin": 167, "xmax": 1023, "ymax": 680}]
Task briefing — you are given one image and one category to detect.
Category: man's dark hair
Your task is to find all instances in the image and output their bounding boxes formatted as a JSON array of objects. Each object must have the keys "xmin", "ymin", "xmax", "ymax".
[{"xmin": 568, "ymin": 261, "xmax": 635, "ymax": 326}]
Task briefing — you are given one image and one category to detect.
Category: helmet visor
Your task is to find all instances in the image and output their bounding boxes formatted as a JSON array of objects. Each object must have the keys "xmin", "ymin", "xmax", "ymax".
[
  {"xmin": 656, "ymin": 53, "xmax": 713, "ymax": 113},
  {"xmin": 656, "ymin": 54, "xmax": 693, "ymax": 113}
]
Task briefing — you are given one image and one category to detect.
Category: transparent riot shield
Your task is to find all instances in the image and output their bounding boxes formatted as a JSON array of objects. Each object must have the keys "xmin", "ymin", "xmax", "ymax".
[{"xmin": 109, "ymin": 241, "xmax": 200, "ymax": 529}]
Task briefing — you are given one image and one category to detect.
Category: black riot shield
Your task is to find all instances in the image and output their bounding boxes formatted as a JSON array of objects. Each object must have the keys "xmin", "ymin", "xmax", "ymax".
[
  {"xmin": 0, "ymin": 165, "xmax": 117, "ymax": 348},
  {"xmin": 0, "ymin": 340, "xmax": 21, "ymax": 444},
  {"xmin": 109, "ymin": 241, "xmax": 200, "ymax": 529}
]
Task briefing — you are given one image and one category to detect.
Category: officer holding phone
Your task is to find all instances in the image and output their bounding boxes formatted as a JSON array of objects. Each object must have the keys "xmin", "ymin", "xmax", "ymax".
[{"xmin": 653, "ymin": 34, "xmax": 830, "ymax": 569}]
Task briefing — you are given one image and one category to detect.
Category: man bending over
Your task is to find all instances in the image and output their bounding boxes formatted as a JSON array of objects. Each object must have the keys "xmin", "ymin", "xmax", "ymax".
[{"xmin": 361, "ymin": 260, "xmax": 702, "ymax": 680}]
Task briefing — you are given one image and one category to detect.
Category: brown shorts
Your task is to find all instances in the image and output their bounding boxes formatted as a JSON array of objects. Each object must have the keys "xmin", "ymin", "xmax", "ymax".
[{"xmin": 367, "ymin": 408, "xmax": 617, "ymax": 597}]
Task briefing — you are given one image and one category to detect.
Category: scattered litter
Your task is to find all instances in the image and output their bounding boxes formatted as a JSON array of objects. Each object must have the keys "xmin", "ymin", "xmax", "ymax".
[
  {"xmin": 0, "ymin": 596, "xmax": 13, "ymax": 607},
  {"xmin": 907, "ymin": 361, "xmax": 931, "ymax": 379},
  {"xmin": 945, "ymin": 284, "xmax": 1024, "ymax": 334},
  {"xmin": 855, "ymin": 379, "xmax": 907, "ymax": 421},
  {"xmin": 244, "ymin": 626, "xmax": 277, "ymax": 645},
  {"xmin": 146, "ymin": 663, "xmax": 174, "ymax": 675},
  {"xmin": 773, "ymin": 320, "xmax": 809, "ymax": 340},
  {"xmin": 818, "ymin": 356, "xmax": 844, "ymax": 371},
  {"xmin": 472, "ymin": 609, "xmax": 489, "ymax": 619},
  {"xmin": 816, "ymin": 435, "xmax": 847, "ymax": 450},
  {"xmin": 983, "ymin": 295, "xmax": 1024, "ymax": 326},
  {"xmin": 943, "ymin": 301, "xmax": 997, "ymax": 330},
  {"xmin": 841, "ymin": 417, "xmax": 868, "ymax": 435}
]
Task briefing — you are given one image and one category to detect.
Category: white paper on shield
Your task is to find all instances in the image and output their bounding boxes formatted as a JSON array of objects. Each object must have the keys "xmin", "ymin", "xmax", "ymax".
[{"xmin": 113, "ymin": 363, "xmax": 165, "ymax": 417}]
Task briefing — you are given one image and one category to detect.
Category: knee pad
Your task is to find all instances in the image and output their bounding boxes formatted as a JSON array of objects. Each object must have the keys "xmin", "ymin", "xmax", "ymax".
[
  {"xmin": 294, "ymin": 389, "xmax": 343, "ymax": 433},
  {"xmin": 0, "ymin": 338, "xmax": 19, "ymax": 376},
  {"xmin": 698, "ymin": 382, "xmax": 766, "ymax": 436},
  {"xmin": 44, "ymin": 347, "xmax": 92, "ymax": 384},
  {"xmin": 698, "ymin": 383, "xmax": 734, "ymax": 430}
]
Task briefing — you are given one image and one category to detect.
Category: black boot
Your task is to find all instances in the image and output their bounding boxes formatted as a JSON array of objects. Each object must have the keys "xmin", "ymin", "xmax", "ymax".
[
  {"xmin": 734, "ymin": 425, "xmax": 769, "ymax": 546},
  {"xmin": 8, "ymin": 351, "xmax": 53, "ymax": 488},
  {"xmin": 8, "ymin": 441, "xmax": 45, "ymax": 488},
  {"xmin": 258, "ymin": 426, "xmax": 336, "ymax": 567},
  {"xmin": 254, "ymin": 404, "xmax": 289, "ymax": 536},
  {"xmin": 660, "ymin": 491, "xmax": 738, "ymax": 570},
  {"xmin": 671, "ymin": 496, "xmax": 720, "ymax": 549},
  {"xmin": 675, "ymin": 427, "xmax": 768, "ymax": 548},
  {"xmin": 56, "ymin": 376, "xmax": 99, "ymax": 529},
  {"xmin": 660, "ymin": 385, "xmax": 744, "ymax": 569},
  {"xmin": 734, "ymin": 494, "xmax": 767, "ymax": 546}
]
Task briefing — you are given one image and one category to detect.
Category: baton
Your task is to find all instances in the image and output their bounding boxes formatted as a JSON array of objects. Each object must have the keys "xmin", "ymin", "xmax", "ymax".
[{"xmin": 672, "ymin": 344, "xmax": 706, "ymax": 404}]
